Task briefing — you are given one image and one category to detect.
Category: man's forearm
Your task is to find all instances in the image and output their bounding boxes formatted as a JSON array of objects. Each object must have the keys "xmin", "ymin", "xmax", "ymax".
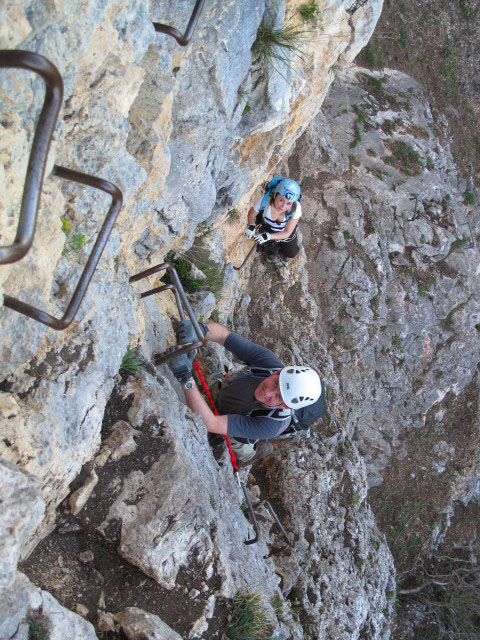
[
  {"xmin": 183, "ymin": 379, "xmax": 228, "ymax": 434},
  {"xmin": 204, "ymin": 322, "xmax": 231, "ymax": 346}
]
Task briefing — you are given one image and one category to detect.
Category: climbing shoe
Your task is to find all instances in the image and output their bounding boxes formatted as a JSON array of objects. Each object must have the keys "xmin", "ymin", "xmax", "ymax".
[{"xmin": 237, "ymin": 441, "xmax": 274, "ymax": 468}]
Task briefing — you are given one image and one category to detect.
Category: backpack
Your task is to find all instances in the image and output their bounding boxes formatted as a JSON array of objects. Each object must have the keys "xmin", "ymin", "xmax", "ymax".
[{"xmin": 226, "ymin": 367, "xmax": 326, "ymax": 440}]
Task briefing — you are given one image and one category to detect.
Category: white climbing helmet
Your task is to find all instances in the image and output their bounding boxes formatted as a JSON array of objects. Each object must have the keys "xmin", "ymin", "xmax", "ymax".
[{"xmin": 279, "ymin": 366, "xmax": 322, "ymax": 409}]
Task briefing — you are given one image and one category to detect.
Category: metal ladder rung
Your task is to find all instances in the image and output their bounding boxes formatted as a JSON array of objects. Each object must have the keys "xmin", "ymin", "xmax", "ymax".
[
  {"xmin": 3, "ymin": 166, "xmax": 123, "ymax": 330},
  {"xmin": 153, "ymin": 0, "xmax": 206, "ymax": 46},
  {"xmin": 129, "ymin": 262, "xmax": 206, "ymax": 363},
  {"xmin": 0, "ymin": 50, "xmax": 63, "ymax": 265}
]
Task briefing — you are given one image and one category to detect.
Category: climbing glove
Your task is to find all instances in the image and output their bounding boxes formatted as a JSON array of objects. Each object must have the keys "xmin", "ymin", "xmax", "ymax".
[
  {"xmin": 244, "ymin": 224, "xmax": 256, "ymax": 239},
  {"xmin": 254, "ymin": 231, "xmax": 270, "ymax": 245},
  {"xmin": 175, "ymin": 319, "xmax": 208, "ymax": 345},
  {"xmin": 166, "ymin": 347, "xmax": 194, "ymax": 383}
]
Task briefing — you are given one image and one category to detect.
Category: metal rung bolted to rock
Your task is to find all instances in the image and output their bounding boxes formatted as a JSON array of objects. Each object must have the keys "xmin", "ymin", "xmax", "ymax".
[
  {"xmin": 3, "ymin": 166, "xmax": 123, "ymax": 330},
  {"xmin": 129, "ymin": 262, "xmax": 206, "ymax": 363}
]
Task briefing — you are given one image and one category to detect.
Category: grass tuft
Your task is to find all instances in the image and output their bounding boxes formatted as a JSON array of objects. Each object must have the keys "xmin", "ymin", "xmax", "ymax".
[
  {"xmin": 252, "ymin": 22, "xmax": 308, "ymax": 72},
  {"xmin": 226, "ymin": 589, "xmax": 273, "ymax": 640},
  {"xmin": 121, "ymin": 346, "xmax": 142, "ymax": 374},
  {"xmin": 165, "ymin": 247, "xmax": 224, "ymax": 298}
]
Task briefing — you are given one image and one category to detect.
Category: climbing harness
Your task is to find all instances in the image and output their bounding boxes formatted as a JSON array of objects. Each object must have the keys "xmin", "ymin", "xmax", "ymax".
[{"xmin": 192, "ymin": 361, "xmax": 291, "ymax": 547}]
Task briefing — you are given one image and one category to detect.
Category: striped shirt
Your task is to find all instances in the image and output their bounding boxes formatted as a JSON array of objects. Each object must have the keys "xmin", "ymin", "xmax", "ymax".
[{"xmin": 253, "ymin": 197, "xmax": 302, "ymax": 232}]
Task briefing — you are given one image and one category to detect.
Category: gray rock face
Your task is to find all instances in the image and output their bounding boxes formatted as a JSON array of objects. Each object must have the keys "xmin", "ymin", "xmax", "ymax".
[
  {"xmin": 98, "ymin": 370, "xmax": 285, "ymax": 595},
  {"xmin": 290, "ymin": 65, "xmax": 480, "ymax": 512},
  {"xmin": 0, "ymin": 460, "xmax": 44, "ymax": 595}
]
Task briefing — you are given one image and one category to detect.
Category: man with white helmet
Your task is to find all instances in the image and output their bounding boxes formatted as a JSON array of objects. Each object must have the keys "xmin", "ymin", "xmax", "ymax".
[{"xmin": 167, "ymin": 320, "xmax": 324, "ymax": 466}]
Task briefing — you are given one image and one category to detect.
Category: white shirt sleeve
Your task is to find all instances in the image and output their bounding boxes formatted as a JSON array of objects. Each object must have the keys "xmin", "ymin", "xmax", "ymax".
[{"xmin": 291, "ymin": 202, "xmax": 302, "ymax": 219}]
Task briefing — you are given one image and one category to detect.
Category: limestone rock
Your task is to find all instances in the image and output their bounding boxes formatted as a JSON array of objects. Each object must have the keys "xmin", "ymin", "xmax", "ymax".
[
  {"xmin": 102, "ymin": 420, "xmax": 140, "ymax": 462},
  {"xmin": 68, "ymin": 470, "xmax": 99, "ymax": 515},
  {"xmin": 0, "ymin": 572, "xmax": 98, "ymax": 640},
  {"xmin": 0, "ymin": 460, "xmax": 44, "ymax": 595},
  {"xmin": 114, "ymin": 606, "xmax": 182, "ymax": 640}
]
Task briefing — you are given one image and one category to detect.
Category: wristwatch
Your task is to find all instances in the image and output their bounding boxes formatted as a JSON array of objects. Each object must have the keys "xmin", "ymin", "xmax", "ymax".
[{"xmin": 182, "ymin": 379, "xmax": 196, "ymax": 391}]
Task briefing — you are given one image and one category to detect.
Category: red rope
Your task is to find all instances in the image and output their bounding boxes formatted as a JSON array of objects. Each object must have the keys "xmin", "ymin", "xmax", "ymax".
[{"xmin": 192, "ymin": 361, "xmax": 238, "ymax": 471}]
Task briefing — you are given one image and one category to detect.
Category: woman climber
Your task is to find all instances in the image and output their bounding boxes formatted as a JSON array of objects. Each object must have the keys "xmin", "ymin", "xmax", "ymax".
[{"xmin": 244, "ymin": 176, "xmax": 302, "ymax": 261}]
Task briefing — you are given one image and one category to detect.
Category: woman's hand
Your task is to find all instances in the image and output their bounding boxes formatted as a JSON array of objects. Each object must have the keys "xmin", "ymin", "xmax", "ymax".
[
  {"xmin": 255, "ymin": 231, "xmax": 270, "ymax": 245},
  {"xmin": 244, "ymin": 224, "xmax": 256, "ymax": 239}
]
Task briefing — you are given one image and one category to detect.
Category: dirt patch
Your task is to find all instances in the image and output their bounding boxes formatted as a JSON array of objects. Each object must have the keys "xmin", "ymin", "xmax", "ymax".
[{"xmin": 357, "ymin": 0, "xmax": 480, "ymax": 180}]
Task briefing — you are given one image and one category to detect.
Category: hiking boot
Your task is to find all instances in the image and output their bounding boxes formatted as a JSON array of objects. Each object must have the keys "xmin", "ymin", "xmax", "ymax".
[{"xmin": 237, "ymin": 441, "xmax": 274, "ymax": 468}]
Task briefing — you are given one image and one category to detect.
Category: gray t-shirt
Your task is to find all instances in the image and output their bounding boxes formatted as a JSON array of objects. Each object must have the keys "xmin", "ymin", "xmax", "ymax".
[{"xmin": 218, "ymin": 333, "xmax": 291, "ymax": 440}]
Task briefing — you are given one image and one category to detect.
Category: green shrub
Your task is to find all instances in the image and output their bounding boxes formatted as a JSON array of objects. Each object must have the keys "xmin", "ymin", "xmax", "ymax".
[
  {"xmin": 185, "ymin": 246, "xmax": 225, "ymax": 297},
  {"xmin": 163, "ymin": 253, "xmax": 205, "ymax": 294},
  {"xmin": 298, "ymin": 0, "xmax": 320, "ymax": 21},
  {"xmin": 226, "ymin": 589, "xmax": 273, "ymax": 640},
  {"xmin": 60, "ymin": 214, "xmax": 87, "ymax": 257},
  {"xmin": 63, "ymin": 233, "xmax": 87, "ymax": 257},
  {"xmin": 384, "ymin": 141, "xmax": 423, "ymax": 175},
  {"xmin": 227, "ymin": 207, "xmax": 240, "ymax": 220},
  {"xmin": 121, "ymin": 346, "xmax": 142, "ymax": 374},
  {"xmin": 27, "ymin": 616, "xmax": 49, "ymax": 640},
  {"xmin": 451, "ymin": 235, "xmax": 469, "ymax": 249},
  {"xmin": 242, "ymin": 103, "xmax": 251, "ymax": 115},
  {"xmin": 60, "ymin": 216, "xmax": 71, "ymax": 234},
  {"xmin": 463, "ymin": 189, "xmax": 475, "ymax": 204}
]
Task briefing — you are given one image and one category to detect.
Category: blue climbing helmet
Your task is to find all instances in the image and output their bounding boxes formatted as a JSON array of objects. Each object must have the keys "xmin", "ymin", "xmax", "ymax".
[{"xmin": 274, "ymin": 177, "xmax": 301, "ymax": 203}]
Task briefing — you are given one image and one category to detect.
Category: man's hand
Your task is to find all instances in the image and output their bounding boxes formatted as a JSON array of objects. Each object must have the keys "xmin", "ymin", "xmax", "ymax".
[
  {"xmin": 255, "ymin": 231, "xmax": 270, "ymax": 245},
  {"xmin": 244, "ymin": 224, "xmax": 256, "ymax": 239},
  {"xmin": 166, "ymin": 348, "xmax": 194, "ymax": 383},
  {"xmin": 175, "ymin": 319, "xmax": 208, "ymax": 344}
]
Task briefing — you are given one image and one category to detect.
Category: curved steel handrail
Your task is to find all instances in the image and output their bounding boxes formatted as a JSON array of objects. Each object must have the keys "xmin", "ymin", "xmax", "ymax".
[
  {"xmin": 0, "ymin": 50, "xmax": 63, "ymax": 264},
  {"xmin": 3, "ymin": 166, "xmax": 123, "ymax": 330},
  {"xmin": 153, "ymin": 0, "xmax": 206, "ymax": 46}
]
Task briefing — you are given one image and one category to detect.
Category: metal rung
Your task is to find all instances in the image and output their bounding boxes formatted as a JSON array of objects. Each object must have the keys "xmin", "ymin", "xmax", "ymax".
[
  {"xmin": 240, "ymin": 479, "xmax": 260, "ymax": 545},
  {"xmin": 3, "ymin": 166, "xmax": 123, "ymax": 330},
  {"xmin": 0, "ymin": 50, "xmax": 63, "ymax": 264},
  {"xmin": 129, "ymin": 262, "xmax": 206, "ymax": 363},
  {"xmin": 153, "ymin": 0, "xmax": 206, "ymax": 46},
  {"xmin": 265, "ymin": 501, "xmax": 292, "ymax": 546}
]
